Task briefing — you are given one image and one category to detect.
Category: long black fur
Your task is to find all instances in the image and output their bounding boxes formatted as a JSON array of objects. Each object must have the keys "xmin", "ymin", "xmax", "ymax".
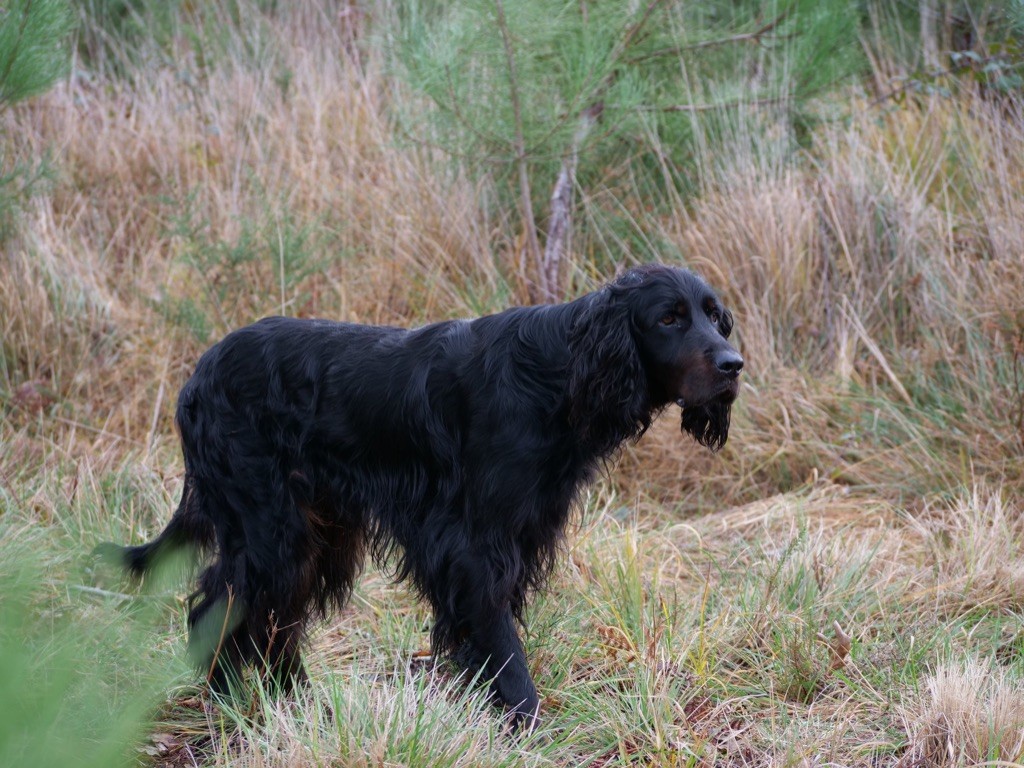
[{"xmin": 97, "ymin": 264, "xmax": 743, "ymax": 727}]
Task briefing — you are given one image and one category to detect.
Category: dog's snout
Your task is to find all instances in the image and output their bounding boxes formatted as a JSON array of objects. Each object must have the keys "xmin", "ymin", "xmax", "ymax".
[{"xmin": 714, "ymin": 349, "xmax": 744, "ymax": 377}]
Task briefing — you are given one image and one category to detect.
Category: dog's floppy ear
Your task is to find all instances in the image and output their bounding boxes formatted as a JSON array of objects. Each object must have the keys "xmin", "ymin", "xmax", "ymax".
[
  {"xmin": 568, "ymin": 286, "xmax": 650, "ymax": 453},
  {"xmin": 680, "ymin": 402, "xmax": 731, "ymax": 452}
]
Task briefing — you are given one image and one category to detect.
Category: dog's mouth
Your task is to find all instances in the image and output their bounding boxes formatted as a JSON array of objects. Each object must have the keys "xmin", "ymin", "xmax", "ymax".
[{"xmin": 674, "ymin": 378, "xmax": 739, "ymax": 410}]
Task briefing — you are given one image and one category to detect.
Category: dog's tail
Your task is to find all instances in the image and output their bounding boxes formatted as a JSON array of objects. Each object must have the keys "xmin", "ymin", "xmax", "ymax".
[
  {"xmin": 93, "ymin": 514, "xmax": 190, "ymax": 577},
  {"xmin": 93, "ymin": 480, "xmax": 199, "ymax": 577}
]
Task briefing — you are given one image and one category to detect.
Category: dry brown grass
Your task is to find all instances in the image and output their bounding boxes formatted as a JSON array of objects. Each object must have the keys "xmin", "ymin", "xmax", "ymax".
[
  {"xmin": 903, "ymin": 658, "xmax": 1024, "ymax": 766},
  {"xmin": 2, "ymin": 5, "xmax": 509, "ymax": 453},
  {"xmin": 5, "ymin": 12, "xmax": 1022, "ymax": 504},
  {"xmin": 622, "ymin": 95, "xmax": 1024, "ymax": 509}
]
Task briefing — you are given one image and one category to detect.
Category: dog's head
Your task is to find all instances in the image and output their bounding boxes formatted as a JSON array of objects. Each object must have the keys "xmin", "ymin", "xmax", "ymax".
[{"xmin": 568, "ymin": 264, "xmax": 742, "ymax": 453}]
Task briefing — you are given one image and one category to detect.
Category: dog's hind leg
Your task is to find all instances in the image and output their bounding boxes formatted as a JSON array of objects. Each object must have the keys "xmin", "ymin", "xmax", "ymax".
[
  {"xmin": 246, "ymin": 606, "xmax": 309, "ymax": 693},
  {"xmin": 182, "ymin": 456, "xmax": 321, "ymax": 694},
  {"xmin": 186, "ymin": 563, "xmax": 313, "ymax": 696},
  {"xmin": 186, "ymin": 567, "xmax": 310, "ymax": 695},
  {"xmin": 186, "ymin": 556, "xmax": 249, "ymax": 695}
]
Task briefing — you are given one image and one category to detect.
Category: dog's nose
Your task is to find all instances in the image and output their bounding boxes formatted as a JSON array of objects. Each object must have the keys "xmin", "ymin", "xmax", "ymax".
[{"xmin": 714, "ymin": 350, "xmax": 744, "ymax": 377}]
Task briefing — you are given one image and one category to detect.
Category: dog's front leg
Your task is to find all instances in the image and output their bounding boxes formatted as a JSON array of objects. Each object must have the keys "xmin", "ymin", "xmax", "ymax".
[
  {"xmin": 441, "ymin": 553, "xmax": 540, "ymax": 730},
  {"xmin": 458, "ymin": 602, "xmax": 539, "ymax": 730},
  {"xmin": 481, "ymin": 606, "xmax": 540, "ymax": 729}
]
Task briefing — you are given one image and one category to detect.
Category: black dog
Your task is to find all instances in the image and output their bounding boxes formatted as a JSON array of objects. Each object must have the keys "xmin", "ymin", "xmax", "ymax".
[{"xmin": 97, "ymin": 264, "xmax": 742, "ymax": 727}]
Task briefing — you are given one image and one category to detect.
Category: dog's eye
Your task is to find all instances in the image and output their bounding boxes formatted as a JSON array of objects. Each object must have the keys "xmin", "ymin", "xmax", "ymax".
[
  {"xmin": 709, "ymin": 310, "xmax": 721, "ymax": 324},
  {"xmin": 660, "ymin": 314, "xmax": 676, "ymax": 326}
]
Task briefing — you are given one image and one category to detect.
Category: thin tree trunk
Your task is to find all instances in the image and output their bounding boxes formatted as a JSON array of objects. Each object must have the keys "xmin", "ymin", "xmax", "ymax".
[
  {"xmin": 542, "ymin": 104, "xmax": 601, "ymax": 301},
  {"xmin": 920, "ymin": 0, "xmax": 940, "ymax": 69}
]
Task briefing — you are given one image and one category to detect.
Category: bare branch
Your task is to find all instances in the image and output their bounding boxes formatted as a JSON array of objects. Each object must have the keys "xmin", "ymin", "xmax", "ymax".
[
  {"xmin": 627, "ymin": 8, "xmax": 793, "ymax": 64},
  {"xmin": 634, "ymin": 96, "xmax": 790, "ymax": 113}
]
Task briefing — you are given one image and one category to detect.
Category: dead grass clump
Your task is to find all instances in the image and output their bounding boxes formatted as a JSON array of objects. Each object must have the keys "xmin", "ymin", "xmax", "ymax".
[
  {"xmin": 903, "ymin": 485, "xmax": 1024, "ymax": 616},
  {"xmin": 0, "ymin": 229, "xmax": 185, "ymax": 447},
  {"xmin": 195, "ymin": 671, "xmax": 533, "ymax": 768},
  {"xmin": 902, "ymin": 657, "xmax": 1024, "ymax": 766},
  {"xmin": 0, "ymin": 242, "xmax": 118, "ymax": 409}
]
